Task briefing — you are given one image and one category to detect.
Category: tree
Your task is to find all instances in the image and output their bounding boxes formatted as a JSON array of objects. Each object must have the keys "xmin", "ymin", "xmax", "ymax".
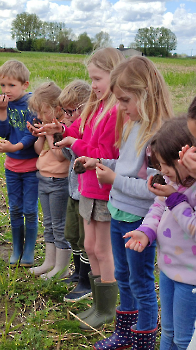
[
  {"xmin": 134, "ymin": 26, "xmax": 177, "ymax": 57},
  {"xmin": 76, "ymin": 32, "xmax": 93, "ymax": 54},
  {"xmin": 92, "ymin": 31, "xmax": 112, "ymax": 49},
  {"xmin": 11, "ymin": 12, "xmax": 42, "ymax": 41}
]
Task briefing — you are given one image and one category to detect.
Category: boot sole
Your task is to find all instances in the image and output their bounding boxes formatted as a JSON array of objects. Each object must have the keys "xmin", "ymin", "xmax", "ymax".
[{"xmin": 64, "ymin": 291, "xmax": 92, "ymax": 302}]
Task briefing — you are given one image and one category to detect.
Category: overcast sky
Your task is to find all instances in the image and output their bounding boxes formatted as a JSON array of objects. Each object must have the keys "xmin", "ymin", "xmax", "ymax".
[{"xmin": 0, "ymin": 0, "xmax": 196, "ymax": 55}]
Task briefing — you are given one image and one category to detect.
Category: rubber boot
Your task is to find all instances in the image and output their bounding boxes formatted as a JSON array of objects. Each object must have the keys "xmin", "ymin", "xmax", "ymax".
[
  {"xmin": 10, "ymin": 225, "xmax": 24, "ymax": 266},
  {"xmin": 63, "ymin": 256, "xmax": 92, "ymax": 301},
  {"xmin": 77, "ymin": 271, "xmax": 100, "ymax": 320},
  {"xmin": 94, "ymin": 306, "xmax": 138, "ymax": 350},
  {"xmin": 131, "ymin": 324, "xmax": 158, "ymax": 350},
  {"xmin": 20, "ymin": 227, "xmax": 37, "ymax": 267},
  {"xmin": 79, "ymin": 277, "xmax": 118, "ymax": 330},
  {"xmin": 29, "ymin": 242, "xmax": 56, "ymax": 276},
  {"xmin": 41, "ymin": 247, "xmax": 72, "ymax": 279},
  {"xmin": 62, "ymin": 250, "xmax": 81, "ymax": 284}
]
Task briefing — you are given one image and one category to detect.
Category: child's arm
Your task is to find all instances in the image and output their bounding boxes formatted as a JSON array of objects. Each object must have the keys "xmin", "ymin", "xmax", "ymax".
[
  {"xmin": 34, "ymin": 136, "xmax": 45, "ymax": 155},
  {"xmin": 0, "ymin": 139, "xmax": 23, "ymax": 153}
]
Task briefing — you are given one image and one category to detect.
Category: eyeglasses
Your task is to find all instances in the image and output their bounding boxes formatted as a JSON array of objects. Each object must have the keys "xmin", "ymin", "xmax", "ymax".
[{"xmin": 61, "ymin": 103, "xmax": 85, "ymax": 117}]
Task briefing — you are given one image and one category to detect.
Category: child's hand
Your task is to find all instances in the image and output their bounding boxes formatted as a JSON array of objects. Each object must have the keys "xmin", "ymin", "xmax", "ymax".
[
  {"xmin": 124, "ymin": 230, "xmax": 149, "ymax": 252},
  {"xmin": 96, "ymin": 163, "xmax": 116, "ymax": 184},
  {"xmin": 28, "ymin": 118, "xmax": 62, "ymax": 136},
  {"xmin": 147, "ymin": 175, "xmax": 176, "ymax": 197},
  {"xmin": 54, "ymin": 136, "xmax": 76, "ymax": 148},
  {"xmin": 0, "ymin": 94, "xmax": 8, "ymax": 109},
  {"xmin": 0, "ymin": 140, "xmax": 15, "ymax": 153},
  {"xmin": 74, "ymin": 156, "xmax": 98, "ymax": 170},
  {"xmin": 179, "ymin": 146, "xmax": 196, "ymax": 179}
]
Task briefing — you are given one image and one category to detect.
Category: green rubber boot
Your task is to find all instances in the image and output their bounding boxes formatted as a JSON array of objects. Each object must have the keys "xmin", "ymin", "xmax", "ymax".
[
  {"xmin": 80, "ymin": 277, "xmax": 118, "ymax": 330},
  {"xmin": 77, "ymin": 272, "xmax": 100, "ymax": 320}
]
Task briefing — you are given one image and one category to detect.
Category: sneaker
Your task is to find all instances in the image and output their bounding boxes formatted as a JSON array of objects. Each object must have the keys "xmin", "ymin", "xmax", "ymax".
[{"xmin": 64, "ymin": 282, "xmax": 92, "ymax": 302}]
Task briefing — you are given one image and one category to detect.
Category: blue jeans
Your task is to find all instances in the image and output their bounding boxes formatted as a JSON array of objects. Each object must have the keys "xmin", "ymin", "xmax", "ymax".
[
  {"xmin": 37, "ymin": 173, "xmax": 70, "ymax": 249},
  {"xmin": 111, "ymin": 218, "xmax": 158, "ymax": 331},
  {"xmin": 5, "ymin": 168, "xmax": 38, "ymax": 229},
  {"xmin": 159, "ymin": 271, "xmax": 196, "ymax": 350}
]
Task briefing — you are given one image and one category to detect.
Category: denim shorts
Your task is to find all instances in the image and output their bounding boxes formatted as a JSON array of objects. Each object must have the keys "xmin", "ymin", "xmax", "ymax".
[{"xmin": 79, "ymin": 195, "xmax": 111, "ymax": 223}]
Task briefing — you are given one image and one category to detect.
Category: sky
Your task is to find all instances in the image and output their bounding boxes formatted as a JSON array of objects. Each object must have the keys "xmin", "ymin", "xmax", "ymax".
[{"xmin": 0, "ymin": 0, "xmax": 196, "ymax": 55}]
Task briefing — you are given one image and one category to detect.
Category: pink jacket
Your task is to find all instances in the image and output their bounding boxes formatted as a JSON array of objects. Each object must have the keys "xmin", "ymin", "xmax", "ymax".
[{"xmin": 63, "ymin": 103, "xmax": 119, "ymax": 200}]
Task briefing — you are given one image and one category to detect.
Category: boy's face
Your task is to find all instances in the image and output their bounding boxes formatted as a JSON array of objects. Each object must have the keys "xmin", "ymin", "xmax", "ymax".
[
  {"xmin": 187, "ymin": 118, "xmax": 196, "ymax": 139},
  {"xmin": 0, "ymin": 76, "xmax": 29, "ymax": 102}
]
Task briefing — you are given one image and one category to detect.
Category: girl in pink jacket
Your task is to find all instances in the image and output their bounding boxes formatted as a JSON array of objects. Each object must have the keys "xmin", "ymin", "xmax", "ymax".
[{"xmin": 28, "ymin": 47, "xmax": 125, "ymax": 330}]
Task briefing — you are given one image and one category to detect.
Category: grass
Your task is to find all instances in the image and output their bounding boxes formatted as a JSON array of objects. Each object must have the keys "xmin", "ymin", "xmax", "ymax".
[{"xmin": 0, "ymin": 51, "xmax": 195, "ymax": 348}]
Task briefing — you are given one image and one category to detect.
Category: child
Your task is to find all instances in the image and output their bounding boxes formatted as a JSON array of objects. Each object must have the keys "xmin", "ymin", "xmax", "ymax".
[
  {"xmin": 124, "ymin": 116, "xmax": 196, "ymax": 350},
  {"xmin": 0, "ymin": 60, "xmax": 39, "ymax": 267},
  {"xmin": 28, "ymin": 47, "xmax": 125, "ymax": 329},
  {"xmin": 178, "ymin": 98, "xmax": 196, "ymax": 350},
  {"xmin": 28, "ymin": 81, "xmax": 72, "ymax": 279},
  {"xmin": 58, "ymin": 79, "xmax": 92, "ymax": 301},
  {"xmin": 179, "ymin": 97, "xmax": 196, "ymax": 178},
  {"xmin": 79, "ymin": 56, "xmax": 174, "ymax": 350}
]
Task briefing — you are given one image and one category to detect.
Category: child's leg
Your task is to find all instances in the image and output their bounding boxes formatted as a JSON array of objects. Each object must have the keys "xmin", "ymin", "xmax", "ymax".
[
  {"xmin": 111, "ymin": 218, "xmax": 137, "ymax": 311},
  {"xmin": 20, "ymin": 171, "xmax": 38, "ymax": 266},
  {"xmin": 84, "ymin": 219, "xmax": 115, "ymax": 281},
  {"xmin": 160, "ymin": 271, "xmax": 196, "ymax": 350},
  {"xmin": 111, "ymin": 218, "xmax": 158, "ymax": 330},
  {"xmin": 5, "ymin": 169, "xmax": 25, "ymax": 264}
]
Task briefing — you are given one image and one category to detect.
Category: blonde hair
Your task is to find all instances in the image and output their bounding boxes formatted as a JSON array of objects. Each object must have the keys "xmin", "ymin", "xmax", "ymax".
[
  {"xmin": 110, "ymin": 56, "xmax": 174, "ymax": 154},
  {"xmin": 80, "ymin": 47, "xmax": 125, "ymax": 133},
  {"xmin": 0, "ymin": 60, "xmax": 30, "ymax": 83},
  {"xmin": 28, "ymin": 81, "xmax": 63, "ymax": 122},
  {"xmin": 59, "ymin": 79, "xmax": 91, "ymax": 109}
]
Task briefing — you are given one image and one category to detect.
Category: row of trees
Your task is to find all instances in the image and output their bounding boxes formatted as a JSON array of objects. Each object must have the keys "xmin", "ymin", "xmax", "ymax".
[
  {"xmin": 133, "ymin": 27, "xmax": 177, "ymax": 57},
  {"xmin": 11, "ymin": 13, "xmax": 112, "ymax": 54},
  {"xmin": 11, "ymin": 13, "xmax": 177, "ymax": 56}
]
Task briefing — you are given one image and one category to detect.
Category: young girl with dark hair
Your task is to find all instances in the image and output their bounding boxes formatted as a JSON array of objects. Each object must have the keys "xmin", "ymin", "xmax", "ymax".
[{"xmin": 125, "ymin": 116, "xmax": 196, "ymax": 350}]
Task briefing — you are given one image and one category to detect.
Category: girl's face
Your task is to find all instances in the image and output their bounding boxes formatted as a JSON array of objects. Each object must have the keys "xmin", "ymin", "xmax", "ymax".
[
  {"xmin": 62, "ymin": 106, "xmax": 81, "ymax": 124},
  {"xmin": 88, "ymin": 63, "xmax": 110, "ymax": 100},
  {"xmin": 37, "ymin": 104, "xmax": 54, "ymax": 124},
  {"xmin": 156, "ymin": 153, "xmax": 189, "ymax": 183},
  {"xmin": 113, "ymin": 86, "xmax": 140, "ymax": 121},
  {"xmin": 187, "ymin": 118, "xmax": 196, "ymax": 138}
]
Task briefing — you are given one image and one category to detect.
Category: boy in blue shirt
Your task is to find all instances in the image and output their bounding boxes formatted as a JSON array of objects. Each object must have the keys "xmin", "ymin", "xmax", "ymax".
[{"xmin": 0, "ymin": 60, "xmax": 38, "ymax": 267}]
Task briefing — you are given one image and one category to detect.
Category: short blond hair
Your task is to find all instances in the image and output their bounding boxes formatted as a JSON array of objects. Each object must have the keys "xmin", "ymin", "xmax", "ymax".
[
  {"xmin": 59, "ymin": 79, "xmax": 91, "ymax": 109},
  {"xmin": 0, "ymin": 60, "xmax": 30, "ymax": 83},
  {"xmin": 28, "ymin": 81, "xmax": 63, "ymax": 121}
]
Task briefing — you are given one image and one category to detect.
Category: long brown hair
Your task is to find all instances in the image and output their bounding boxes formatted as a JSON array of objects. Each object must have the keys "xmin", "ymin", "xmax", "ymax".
[
  {"xmin": 150, "ymin": 115, "xmax": 196, "ymax": 187},
  {"xmin": 110, "ymin": 56, "xmax": 174, "ymax": 154}
]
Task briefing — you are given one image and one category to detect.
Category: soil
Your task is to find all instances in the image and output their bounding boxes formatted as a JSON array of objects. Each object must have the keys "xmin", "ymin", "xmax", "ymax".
[{"xmin": 0, "ymin": 179, "xmax": 11, "ymax": 263}]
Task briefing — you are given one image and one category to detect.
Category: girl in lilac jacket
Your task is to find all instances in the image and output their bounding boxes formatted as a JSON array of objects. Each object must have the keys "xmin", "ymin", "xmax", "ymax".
[{"xmin": 125, "ymin": 116, "xmax": 196, "ymax": 350}]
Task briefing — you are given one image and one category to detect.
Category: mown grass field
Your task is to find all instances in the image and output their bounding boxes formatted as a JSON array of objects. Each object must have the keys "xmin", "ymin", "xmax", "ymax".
[{"xmin": 0, "ymin": 51, "xmax": 196, "ymax": 349}]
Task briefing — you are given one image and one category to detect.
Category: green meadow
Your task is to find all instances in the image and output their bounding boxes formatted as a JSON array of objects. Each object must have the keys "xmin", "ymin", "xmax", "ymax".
[{"xmin": 0, "ymin": 51, "xmax": 195, "ymax": 349}]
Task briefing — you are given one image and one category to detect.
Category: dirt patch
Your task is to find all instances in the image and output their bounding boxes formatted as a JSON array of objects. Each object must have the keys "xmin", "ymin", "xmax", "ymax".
[{"xmin": 0, "ymin": 178, "xmax": 11, "ymax": 263}]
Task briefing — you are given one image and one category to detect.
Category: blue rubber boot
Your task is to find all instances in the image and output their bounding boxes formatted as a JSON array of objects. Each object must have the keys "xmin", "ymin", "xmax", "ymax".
[
  {"xmin": 10, "ymin": 225, "xmax": 24, "ymax": 266},
  {"xmin": 20, "ymin": 227, "xmax": 37, "ymax": 267},
  {"xmin": 93, "ymin": 307, "xmax": 138, "ymax": 350},
  {"xmin": 131, "ymin": 324, "xmax": 158, "ymax": 350}
]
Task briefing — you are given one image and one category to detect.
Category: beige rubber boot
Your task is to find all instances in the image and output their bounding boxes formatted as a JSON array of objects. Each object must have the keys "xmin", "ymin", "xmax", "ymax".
[
  {"xmin": 41, "ymin": 248, "xmax": 72, "ymax": 279},
  {"xmin": 29, "ymin": 242, "xmax": 56, "ymax": 276}
]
